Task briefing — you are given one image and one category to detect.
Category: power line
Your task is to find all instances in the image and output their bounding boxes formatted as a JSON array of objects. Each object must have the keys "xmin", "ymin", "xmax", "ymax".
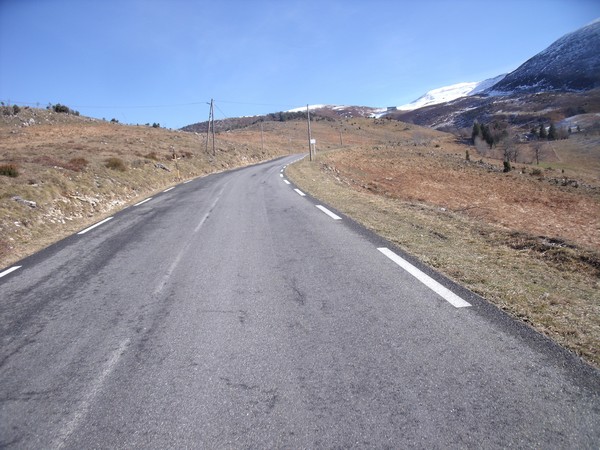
[
  {"xmin": 3, "ymin": 98, "xmax": 300, "ymax": 110},
  {"xmin": 214, "ymin": 103, "xmax": 230, "ymax": 120}
]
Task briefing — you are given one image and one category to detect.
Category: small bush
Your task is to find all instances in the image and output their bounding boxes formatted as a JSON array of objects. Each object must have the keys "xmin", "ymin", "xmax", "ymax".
[
  {"xmin": 50, "ymin": 103, "xmax": 80, "ymax": 115},
  {"xmin": 105, "ymin": 157, "xmax": 127, "ymax": 172},
  {"xmin": 12, "ymin": 104, "xmax": 21, "ymax": 114},
  {"xmin": 531, "ymin": 168, "xmax": 543, "ymax": 176},
  {"xmin": 503, "ymin": 160, "xmax": 512, "ymax": 173},
  {"xmin": 0, "ymin": 164, "xmax": 19, "ymax": 177},
  {"xmin": 65, "ymin": 157, "xmax": 89, "ymax": 172},
  {"xmin": 53, "ymin": 103, "xmax": 70, "ymax": 113},
  {"xmin": 144, "ymin": 152, "xmax": 159, "ymax": 161}
]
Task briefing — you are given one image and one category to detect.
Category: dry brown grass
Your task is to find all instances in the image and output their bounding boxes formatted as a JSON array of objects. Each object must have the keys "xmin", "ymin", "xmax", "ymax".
[
  {"xmin": 0, "ymin": 108, "xmax": 289, "ymax": 268},
  {"xmin": 286, "ymin": 118, "xmax": 600, "ymax": 368}
]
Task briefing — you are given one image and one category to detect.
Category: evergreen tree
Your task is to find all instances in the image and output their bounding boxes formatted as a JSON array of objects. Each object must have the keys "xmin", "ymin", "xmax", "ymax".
[
  {"xmin": 539, "ymin": 124, "xmax": 547, "ymax": 139},
  {"xmin": 531, "ymin": 126, "xmax": 538, "ymax": 137},
  {"xmin": 548, "ymin": 123, "xmax": 557, "ymax": 140},
  {"xmin": 471, "ymin": 122, "xmax": 481, "ymax": 142}
]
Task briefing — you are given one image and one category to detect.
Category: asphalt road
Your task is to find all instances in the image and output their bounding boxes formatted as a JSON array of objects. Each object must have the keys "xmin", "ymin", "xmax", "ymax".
[{"xmin": 1, "ymin": 155, "xmax": 599, "ymax": 448}]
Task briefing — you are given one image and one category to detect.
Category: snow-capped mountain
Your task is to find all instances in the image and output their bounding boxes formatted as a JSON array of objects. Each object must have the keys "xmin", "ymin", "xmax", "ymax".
[
  {"xmin": 397, "ymin": 74, "xmax": 506, "ymax": 111},
  {"xmin": 487, "ymin": 18, "xmax": 600, "ymax": 93}
]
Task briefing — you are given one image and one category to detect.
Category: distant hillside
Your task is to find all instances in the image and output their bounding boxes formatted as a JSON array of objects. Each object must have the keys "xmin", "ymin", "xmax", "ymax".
[
  {"xmin": 488, "ymin": 19, "xmax": 600, "ymax": 94},
  {"xmin": 388, "ymin": 88, "xmax": 600, "ymax": 131},
  {"xmin": 396, "ymin": 75, "xmax": 506, "ymax": 111},
  {"xmin": 386, "ymin": 20, "xmax": 600, "ymax": 131},
  {"xmin": 180, "ymin": 106, "xmax": 382, "ymax": 133}
]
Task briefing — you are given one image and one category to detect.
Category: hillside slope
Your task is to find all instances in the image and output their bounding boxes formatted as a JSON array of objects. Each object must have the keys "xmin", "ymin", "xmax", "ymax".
[
  {"xmin": 0, "ymin": 107, "xmax": 289, "ymax": 268},
  {"xmin": 489, "ymin": 19, "xmax": 600, "ymax": 93}
]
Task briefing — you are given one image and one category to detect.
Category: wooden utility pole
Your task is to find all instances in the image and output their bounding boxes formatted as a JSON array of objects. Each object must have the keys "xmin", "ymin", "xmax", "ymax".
[
  {"xmin": 307, "ymin": 104, "xmax": 313, "ymax": 161},
  {"xmin": 206, "ymin": 99, "xmax": 215, "ymax": 156},
  {"xmin": 260, "ymin": 122, "xmax": 264, "ymax": 153}
]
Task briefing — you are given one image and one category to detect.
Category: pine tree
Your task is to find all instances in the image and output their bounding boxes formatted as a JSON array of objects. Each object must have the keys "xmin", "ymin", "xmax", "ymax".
[
  {"xmin": 539, "ymin": 124, "xmax": 547, "ymax": 139},
  {"xmin": 531, "ymin": 126, "xmax": 538, "ymax": 137},
  {"xmin": 471, "ymin": 122, "xmax": 481, "ymax": 142},
  {"xmin": 548, "ymin": 123, "xmax": 557, "ymax": 140}
]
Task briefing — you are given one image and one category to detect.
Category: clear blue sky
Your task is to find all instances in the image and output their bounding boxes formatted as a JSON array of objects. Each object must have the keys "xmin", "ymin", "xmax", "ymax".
[{"xmin": 1, "ymin": 0, "xmax": 598, "ymax": 129}]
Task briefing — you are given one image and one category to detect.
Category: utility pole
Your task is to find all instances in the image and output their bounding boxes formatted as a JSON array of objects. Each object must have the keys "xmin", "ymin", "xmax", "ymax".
[
  {"xmin": 307, "ymin": 104, "xmax": 313, "ymax": 161},
  {"xmin": 260, "ymin": 122, "xmax": 264, "ymax": 153},
  {"xmin": 339, "ymin": 130, "xmax": 343, "ymax": 147},
  {"xmin": 206, "ymin": 99, "xmax": 215, "ymax": 156}
]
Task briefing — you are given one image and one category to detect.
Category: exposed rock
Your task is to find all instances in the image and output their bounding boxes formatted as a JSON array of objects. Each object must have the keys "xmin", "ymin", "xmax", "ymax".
[{"xmin": 12, "ymin": 196, "xmax": 37, "ymax": 208}]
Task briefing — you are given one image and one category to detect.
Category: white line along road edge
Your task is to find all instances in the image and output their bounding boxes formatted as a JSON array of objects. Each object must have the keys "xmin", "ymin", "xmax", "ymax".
[
  {"xmin": 283, "ymin": 180, "xmax": 291, "ymax": 185},
  {"xmin": 134, "ymin": 198, "xmax": 152, "ymax": 207},
  {"xmin": 316, "ymin": 205, "xmax": 342, "ymax": 220},
  {"xmin": 77, "ymin": 217, "xmax": 114, "ymax": 235},
  {"xmin": 0, "ymin": 266, "xmax": 22, "ymax": 279},
  {"xmin": 378, "ymin": 247, "xmax": 471, "ymax": 308},
  {"xmin": 294, "ymin": 188, "xmax": 306, "ymax": 197}
]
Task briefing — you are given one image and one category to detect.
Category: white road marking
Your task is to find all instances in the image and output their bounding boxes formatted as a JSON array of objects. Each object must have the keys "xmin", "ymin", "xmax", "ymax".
[
  {"xmin": 183, "ymin": 180, "xmax": 192, "ymax": 184},
  {"xmin": 280, "ymin": 173, "xmax": 284, "ymax": 177},
  {"xmin": 163, "ymin": 187, "xmax": 175, "ymax": 192},
  {"xmin": 77, "ymin": 217, "xmax": 114, "ymax": 235},
  {"xmin": 0, "ymin": 266, "xmax": 22, "ymax": 279},
  {"xmin": 134, "ymin": 198, "xmax": 152, "ymax": 207},
  {"xmin": 316, "ymin": 205, "xmax": 342, "ymax": 220},
  {"xmin": 54, "ymin": 338, "xmax": 130, "ymax": 449},
  {"xmin": 294, "ymin": 188, "xmax": 306, "ymax": 197},
  {"xmin": 377, "ymin": 247, "xmax": 471, "ymax": 308},
  {"xmin": 194, "ymin": 194, "xmax": 222, "ymax": 234},
  {"xmin": 283, "ymin": 179, "xmax": 291, "ymax": 185}
]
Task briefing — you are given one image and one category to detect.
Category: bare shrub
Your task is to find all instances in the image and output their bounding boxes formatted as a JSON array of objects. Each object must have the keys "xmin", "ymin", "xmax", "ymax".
[
  {"xmin": 144, "ymin": 152, "xmax": 159, "ymax": 161},
  {"xmin": 65, "ymin": 157, "xmax": 89, "ymax": 172},
  {"xmin": 0, "ymin": 164, "xmax": 19, "ymax": 177},
  {"xmin": 105, "ymin": 157, "xmax": 127, "ymax": 172}
]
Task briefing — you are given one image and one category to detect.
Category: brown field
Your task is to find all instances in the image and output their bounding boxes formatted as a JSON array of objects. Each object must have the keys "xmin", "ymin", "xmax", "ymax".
[{"xmin": 2, "ymin": 109, "xmax": 599, "ymax": 367}]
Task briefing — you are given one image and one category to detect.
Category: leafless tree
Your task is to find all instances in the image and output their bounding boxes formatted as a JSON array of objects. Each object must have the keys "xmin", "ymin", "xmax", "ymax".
[
  {"xmin": 500, "ymin": 133, "xmax": 520, "ymax": 163},
  {"xmin": 532, "ymin": 141, "xmax": 545, "ymax": 165}
]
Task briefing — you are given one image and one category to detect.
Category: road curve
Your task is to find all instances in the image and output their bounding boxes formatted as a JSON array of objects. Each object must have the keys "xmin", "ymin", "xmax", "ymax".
[{"xmin": 1, "ymin": 155, "xmax": 599, "ymax": 448}]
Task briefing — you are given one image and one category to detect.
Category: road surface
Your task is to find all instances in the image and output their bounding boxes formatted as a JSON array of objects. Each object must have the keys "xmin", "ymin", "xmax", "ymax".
[{"xmin": 1, "ymin": 155, "xmax": 599, "ymax": 448}]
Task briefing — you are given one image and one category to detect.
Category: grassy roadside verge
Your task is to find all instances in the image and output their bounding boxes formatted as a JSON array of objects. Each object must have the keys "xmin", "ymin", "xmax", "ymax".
[{"xmin": 287, "ymin": 153, "xmax": 600, "ymax": 368}]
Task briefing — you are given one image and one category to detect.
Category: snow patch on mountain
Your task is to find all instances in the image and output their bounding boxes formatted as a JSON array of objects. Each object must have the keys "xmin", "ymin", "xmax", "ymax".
[
  {"xmin": 397, "ymin": 74, "xmax": 507, "ymax": 111},
  {"xmin": 286, "ymin": 104, "xmax": 328, "ymax": 113}
]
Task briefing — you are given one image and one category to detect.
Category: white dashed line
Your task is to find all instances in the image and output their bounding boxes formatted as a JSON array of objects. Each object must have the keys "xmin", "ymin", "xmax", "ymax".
[
  {"xmin": 134, "ymin": 198, "xmax": 152, "ymax": 207},
  {"xmin": 183, "ymin": 180, "xmax": 192, "ymax": 184},
  {"xmin": 377, "ymin": 247, "xmax": 471, "ymax": 308},
  {"xmin": 78, "ymin": 217, "xmax": 114, "ymax": 235},
  {"xmin": 283, "ymin": 179, "xmax": 291, "ymax": 185},
  {"xmin": 163, "ymin": 187, "xmax": 175, "ymax": 193},
  {"xmin": 294, "ymin": 188, "xmax": 306, "ymax": 197},
  {"xmin": 280, "ymin": 173, "xmax": 284, "ymax": 177},
  {"xmin": 0, "ymin": 266, "xmax": 22, "ymax": 279},
  {"xmin": 316, "ymin": 205, "xmax": 342, "ymax": 220}
]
